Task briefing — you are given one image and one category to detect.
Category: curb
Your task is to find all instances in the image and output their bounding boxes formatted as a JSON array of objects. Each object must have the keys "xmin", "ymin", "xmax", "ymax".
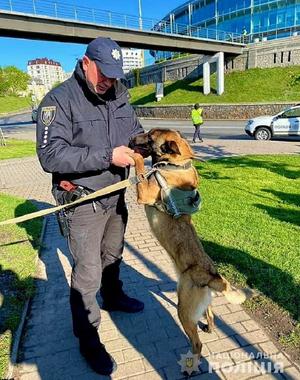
[{"xmin": 6, "ymin": 215, "xmax": 48, "ymax": 380}]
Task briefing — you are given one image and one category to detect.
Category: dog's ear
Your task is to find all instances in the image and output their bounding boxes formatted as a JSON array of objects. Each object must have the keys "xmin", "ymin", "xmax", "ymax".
[{"xmin": 161, "ymin": 140, "xmax": 181, "ymax": 155}]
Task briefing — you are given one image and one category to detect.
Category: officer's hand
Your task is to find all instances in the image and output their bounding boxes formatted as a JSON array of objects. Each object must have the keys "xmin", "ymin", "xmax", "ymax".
[{"xmin": 112, "ymin": 146, "xmax": 135, "ymax": 167}]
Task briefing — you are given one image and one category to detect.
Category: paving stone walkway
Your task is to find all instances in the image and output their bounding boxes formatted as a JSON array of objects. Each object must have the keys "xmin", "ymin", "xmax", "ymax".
[{"xmin": 0, "ymin": 140, "xmax": 299, "ymax": 379}]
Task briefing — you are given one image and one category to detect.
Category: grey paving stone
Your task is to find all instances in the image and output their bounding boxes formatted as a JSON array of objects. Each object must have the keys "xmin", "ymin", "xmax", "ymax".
[{"xmin": 0, "ymin": 155, "xmax": 297, "ymax": 380}]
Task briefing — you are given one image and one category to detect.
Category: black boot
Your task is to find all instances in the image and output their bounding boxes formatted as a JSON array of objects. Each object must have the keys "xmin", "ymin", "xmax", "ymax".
[
  {"xmin": 102, "ymin": 289, "xmax": 145, "ymax": 313},
  {"xmin": 101, "ymin": 260, "xmax": 144, "ymax": 313},
  {"xmin": 79, "ymin": 328, "xmax": 116, "ymax": 375}
]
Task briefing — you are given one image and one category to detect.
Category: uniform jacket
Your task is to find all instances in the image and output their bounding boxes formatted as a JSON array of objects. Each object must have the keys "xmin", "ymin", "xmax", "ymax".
[{"xmin": 36, "ymin": 61, "xmax": 143, "ymax": 208}]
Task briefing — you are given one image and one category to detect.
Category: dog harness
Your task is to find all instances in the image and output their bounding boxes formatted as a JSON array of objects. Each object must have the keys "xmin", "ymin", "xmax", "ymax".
[{"xmin": 149, "ymin": 161, "xmax": 202, "ymax": 218}]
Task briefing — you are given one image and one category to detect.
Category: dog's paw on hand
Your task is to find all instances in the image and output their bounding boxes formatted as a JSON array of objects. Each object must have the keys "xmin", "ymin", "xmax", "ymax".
[
  {"xmin": 132, "ymin": 151, "xmax": 146, "ymax": 160},
  {"xmin": 133, "ymin": 147, "xmax": 149, "ymax": 158}
]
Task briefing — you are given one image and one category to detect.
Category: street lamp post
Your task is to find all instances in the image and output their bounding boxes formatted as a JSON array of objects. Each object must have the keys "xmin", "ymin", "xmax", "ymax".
[
  {"xmin": 138, "ymin": 0, "xmax": 145, "ymax": 67},
  {"xmin": 138, "ymin": 0, "xmax": 143, "ymax": 30}
]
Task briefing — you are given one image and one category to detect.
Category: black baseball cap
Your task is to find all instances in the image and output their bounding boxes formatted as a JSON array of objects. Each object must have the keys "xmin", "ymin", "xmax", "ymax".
[{"xmin": 85, "ymin": 37, "xmax": 125, "ymax": 79}]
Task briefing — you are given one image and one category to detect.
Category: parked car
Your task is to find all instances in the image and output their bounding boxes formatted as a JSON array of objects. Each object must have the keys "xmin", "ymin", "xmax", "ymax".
[
  {"xmin": 245, "ymin": 105, "xmax": 300, "ymax": 140},
  {"xmin": 31, "ymin": 108, "xmax": 38, "ymax": 123}
]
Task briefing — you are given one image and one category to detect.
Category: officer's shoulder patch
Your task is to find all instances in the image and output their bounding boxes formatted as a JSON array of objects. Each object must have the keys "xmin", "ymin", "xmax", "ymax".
[{"xmin": 41, "ymin": 106, "xmax": 56, "ymax": 126}]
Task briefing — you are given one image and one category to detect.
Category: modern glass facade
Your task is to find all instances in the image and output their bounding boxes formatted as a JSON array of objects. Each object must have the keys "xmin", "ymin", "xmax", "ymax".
[
  {"xmin": 168, "ymin": 0, "xmax": 300, "ymax": 37},
  {"xmin": 153, "ymin": 0, "xmax": 300, "ymax": 59}
]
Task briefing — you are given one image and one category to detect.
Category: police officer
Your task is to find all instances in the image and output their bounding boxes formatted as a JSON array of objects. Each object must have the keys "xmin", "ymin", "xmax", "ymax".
[{"xmin": 36, "ymin": 37, "xmax": 144, "ymax": 375}]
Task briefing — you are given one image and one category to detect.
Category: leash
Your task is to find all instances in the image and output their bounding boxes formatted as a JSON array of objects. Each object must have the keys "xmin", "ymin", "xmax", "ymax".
[
  {"xmin": 0, "ymin": 174, "xmax": 148, "ymax": 226},
  {"xmin": 0, "ymin": 161, "xmax": 193, "ymax": 226}
]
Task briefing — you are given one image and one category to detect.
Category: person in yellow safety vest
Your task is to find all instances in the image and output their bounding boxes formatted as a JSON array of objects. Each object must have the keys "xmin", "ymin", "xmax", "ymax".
[{"xmin": 191, "ymin": 103, "xmax": 203, "ymax": 143}]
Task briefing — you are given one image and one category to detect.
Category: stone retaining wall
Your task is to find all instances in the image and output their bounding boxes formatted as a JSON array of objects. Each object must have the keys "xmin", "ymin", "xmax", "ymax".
[
  {"xmin": 133, "ymin": 103, "xmax": 297, "ymax": 120},
  {"xmin": 126, "ymin": 55, "xmax": 203, "ymax": 87}
]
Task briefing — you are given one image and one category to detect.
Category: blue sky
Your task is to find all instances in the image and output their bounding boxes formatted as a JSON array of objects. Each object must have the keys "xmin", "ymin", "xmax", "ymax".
[{"xmin": 0, "ymin": 0, "xmax": 185, "ymax": 72}]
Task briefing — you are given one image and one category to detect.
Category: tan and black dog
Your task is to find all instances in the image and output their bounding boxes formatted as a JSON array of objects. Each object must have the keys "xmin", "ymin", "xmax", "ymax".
[{"xmin": 130, "ymin": 128, "xmax": 247, "ymax": 358}]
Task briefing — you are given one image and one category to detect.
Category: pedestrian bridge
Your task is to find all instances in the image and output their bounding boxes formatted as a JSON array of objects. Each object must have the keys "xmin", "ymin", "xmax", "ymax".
[
  {"xmin": 0, "ymin": 0, "xmax": 244, "ymax": 55},
  {"xmin": 0, "ymin": 0, "xmax": 246, "ymax": 95}
]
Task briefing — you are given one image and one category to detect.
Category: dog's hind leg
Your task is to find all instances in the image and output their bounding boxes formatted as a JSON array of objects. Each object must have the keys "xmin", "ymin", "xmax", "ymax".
[{"xmin": 177, "ymin": 276, "xmax": 211, "ymax": 357}]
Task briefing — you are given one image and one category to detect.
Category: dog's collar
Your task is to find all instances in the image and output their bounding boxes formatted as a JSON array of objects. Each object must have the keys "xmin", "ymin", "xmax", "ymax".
[
  {"xmin": 152, "ymin": 160, "xmax": 192, "ymax": 171},
  {"xmin": 137, "ymin": 160, "xmax": 192, "ymax": 185}
]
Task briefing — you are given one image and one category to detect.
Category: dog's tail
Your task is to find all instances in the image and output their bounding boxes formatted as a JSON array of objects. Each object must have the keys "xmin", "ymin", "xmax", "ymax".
[{"xmin": 208, "ymin": 274, "xmax": 247, "ymax": 305}]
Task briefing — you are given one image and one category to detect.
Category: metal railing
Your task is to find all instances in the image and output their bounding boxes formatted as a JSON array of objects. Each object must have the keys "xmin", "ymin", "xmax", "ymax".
[{"xmin": 0, "ymin": 0, "xmax": 243, "ymax": 43}]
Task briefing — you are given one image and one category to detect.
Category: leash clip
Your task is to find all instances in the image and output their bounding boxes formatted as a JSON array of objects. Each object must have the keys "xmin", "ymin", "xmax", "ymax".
[{"xmin": 129, "ymin": 174, "xmax": 145, "ymax": 185}]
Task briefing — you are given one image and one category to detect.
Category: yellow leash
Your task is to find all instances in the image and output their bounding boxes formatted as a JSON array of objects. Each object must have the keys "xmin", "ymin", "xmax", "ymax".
[{"xmin": 0, "ymin": 177, "xmax": 140, "ymax": 226}]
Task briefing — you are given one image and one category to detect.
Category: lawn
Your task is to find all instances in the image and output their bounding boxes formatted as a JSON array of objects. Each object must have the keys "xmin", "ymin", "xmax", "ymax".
[
  {"xmin": 0, "ymin": 96, "xmax": 31, "ymax": 114},
  {"xmin": 193, "ymin": 154, "xmax": 300, "ymax": 347},
  {"xmin": 0, "ymin": 193, "xmax": 42, "ymax": 378},
  {"xmin": 0, "ymin": 139, "xmax": 36, "ymax": 160},
  {"xmin": 129, "ymin": 66, "xmax": 300, "ymax": 105}
]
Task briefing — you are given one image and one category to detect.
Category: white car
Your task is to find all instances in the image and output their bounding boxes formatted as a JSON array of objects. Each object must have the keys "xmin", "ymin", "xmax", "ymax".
[{"xmin": 245, "ymin": 105, "xmax": 300, "ymax": 140}]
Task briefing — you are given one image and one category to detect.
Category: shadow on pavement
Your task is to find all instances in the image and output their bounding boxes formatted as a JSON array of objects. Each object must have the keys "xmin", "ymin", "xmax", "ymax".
[
  {"xmin": 15, "ymin": 215, "xmax": 84, "ymax": 379},
  {"xmin": 9, "ymin": 211, "xmax": 294, "ymax": 379},
  {"xmin": 192, "ymin": 143, "xmax": 231, "ymax": 159},
  {"xmin": 115, "ymin": 242, "xmax": 287, "ymax": 378}
]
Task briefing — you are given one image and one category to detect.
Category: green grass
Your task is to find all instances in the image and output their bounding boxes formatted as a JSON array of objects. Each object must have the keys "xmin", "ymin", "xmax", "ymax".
[
  {"xmin": 129, "ymin": 66, "xmax": 300, "ymax": 105},
  {"xmin": 0, "ymin": 96, "xmax": 31, "ymax": 114},
  {"xmin": 193, "ymin": 155, "xmax": 300, "ymax": 346},
  {"xmin": 0, "ymin": 193, "xmax": 42, "ymax": 378},
  {"xmin": 0, "ymin": 139, "xmax": 36, "ymax": 160}
]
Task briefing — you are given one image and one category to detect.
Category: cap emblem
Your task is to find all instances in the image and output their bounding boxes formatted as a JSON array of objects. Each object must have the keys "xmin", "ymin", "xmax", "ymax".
[{"xmin": 111, "ymin": 49, "xmax": 121, "ymax": 60}]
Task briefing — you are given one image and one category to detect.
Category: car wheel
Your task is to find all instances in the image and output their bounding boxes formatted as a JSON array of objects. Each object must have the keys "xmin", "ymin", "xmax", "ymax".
[{"xmin": 254, "ymin": 127, "xmax": 271, "ymax": 140}]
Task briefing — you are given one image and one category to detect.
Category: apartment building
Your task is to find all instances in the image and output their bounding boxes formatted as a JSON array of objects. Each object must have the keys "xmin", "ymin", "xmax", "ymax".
[
  {"xmin": 122, "ymin": 48, "xmax": 144, "ymax": 74},
  {"xmin": 27, "ymin": 58, "xmax": 65, "ymax": 91}
]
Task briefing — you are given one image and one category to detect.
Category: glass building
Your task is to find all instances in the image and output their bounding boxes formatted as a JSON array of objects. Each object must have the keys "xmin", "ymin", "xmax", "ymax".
[{"xmin": 152, "ymin": 0, "xmax": 300, "ymax": 59}]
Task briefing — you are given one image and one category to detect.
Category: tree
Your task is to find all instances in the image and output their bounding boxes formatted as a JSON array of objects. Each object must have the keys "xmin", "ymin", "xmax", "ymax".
[
  {"xmin": 0, "ymin": 66, "xmax": 30, "ymax": 96},
  {"xmin": 51, "ymin": 81, "xmax": 62, "ymax": 89}
]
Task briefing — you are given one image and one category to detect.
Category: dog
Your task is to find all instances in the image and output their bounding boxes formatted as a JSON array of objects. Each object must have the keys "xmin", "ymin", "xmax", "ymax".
[{"xmin": 129, "ymin": 128, "xmax": 247, "ymax": 358}]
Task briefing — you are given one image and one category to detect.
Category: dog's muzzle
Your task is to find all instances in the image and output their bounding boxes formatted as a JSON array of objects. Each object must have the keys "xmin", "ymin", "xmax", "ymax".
[{"xmin": 129, "ymin": 133, "xmax": 152, "ymax": 157}]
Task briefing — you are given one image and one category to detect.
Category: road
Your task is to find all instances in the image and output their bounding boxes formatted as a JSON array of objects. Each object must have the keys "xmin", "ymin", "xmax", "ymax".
[
  {"xmin": 1, "ymin": 112, "xmax": 299, "ymax": 142},
  {"xmin": 0, "ymin": 112, "xmax": 37, "ymax": 141},
  {"xmin": 0, "ymin": 112, "xmax": 247, "ymax": 141},
  {"xmin": 1, "ymin": 111, "xmax": 299, "ymax": 163},
  {"xmin": 141, "ymin": 118, "xmax": 247, "ymax": 140}
]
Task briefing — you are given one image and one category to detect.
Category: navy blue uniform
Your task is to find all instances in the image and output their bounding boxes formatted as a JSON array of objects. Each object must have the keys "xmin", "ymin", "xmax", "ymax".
[
  {"xmin": 37, "ymin": 61, "xmax": 143, "ymax": 208},
  {"xmin": 36, "ymin": 61, "xmax": 144, "ymax": 338}
]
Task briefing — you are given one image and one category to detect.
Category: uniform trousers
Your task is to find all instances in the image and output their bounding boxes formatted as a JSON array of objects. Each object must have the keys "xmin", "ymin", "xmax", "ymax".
[{"xmin": 66, "ymin": 199, "xmax": 128, "ymax": 338}]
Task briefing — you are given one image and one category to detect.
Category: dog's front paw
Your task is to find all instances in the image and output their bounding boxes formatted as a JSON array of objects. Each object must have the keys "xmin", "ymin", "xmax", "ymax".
[{"xmin": 132, "ymin": 152, "xmax": 144, "ymax": 160}]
